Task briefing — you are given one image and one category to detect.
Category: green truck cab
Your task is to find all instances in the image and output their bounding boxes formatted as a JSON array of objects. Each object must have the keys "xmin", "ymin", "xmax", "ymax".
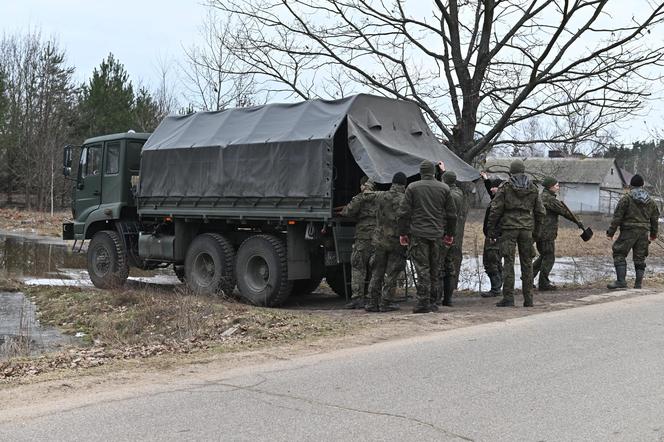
[{"xmin": 63, "ymin": 95, "xmax": 478, "ymax": 306}]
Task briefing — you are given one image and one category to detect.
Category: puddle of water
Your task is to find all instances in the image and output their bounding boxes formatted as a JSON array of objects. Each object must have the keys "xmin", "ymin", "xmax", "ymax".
[
  {"xmin": 457, "ymin": 255, "xmax": 664, "ymax": 292},
  {"xmin": 0, "ymin": 292, "xmax": 77, "ymax": 359}
]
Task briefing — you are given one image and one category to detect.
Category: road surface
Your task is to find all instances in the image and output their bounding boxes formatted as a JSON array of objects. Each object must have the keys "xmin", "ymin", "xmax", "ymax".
[{"xmin": 2, "ymin": 292, "xmax": 664, "ymax": 441}]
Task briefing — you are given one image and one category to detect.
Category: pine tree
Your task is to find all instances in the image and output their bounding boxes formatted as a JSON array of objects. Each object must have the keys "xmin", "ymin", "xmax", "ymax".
[{"xmin": 78, "ymin": 53, "xmax": 135, "ymax": 137}]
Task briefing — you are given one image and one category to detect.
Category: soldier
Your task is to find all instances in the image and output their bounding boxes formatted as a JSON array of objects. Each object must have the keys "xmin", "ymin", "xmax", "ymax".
[
  {"xmin": 480, "ymin": 173, "xmax": 504, "ymax": 298},
  {"xmin": 607, "ymin": 174, "xmax": 659, "ymax": 289},
  {"xmin": 398, "ymin": 160, "xmax": 457, "ymax": 313},
  {"xmin": 339, "ymin": 177, "xmax": 378, "ymax": 308},
  {"xmin": 365, "ymin": 172, "xmax": 408, "ymax": 312},
  {"xmin": 487, "ymin": 160, "xmax": 545, "ymax": 307},
  {"xmin": 532, "ymin": 176, "xmax": 584, "ymax": 291},
  {"xmin": 439, "ymin": 170, "xmax": 468, "ymax": 306}
]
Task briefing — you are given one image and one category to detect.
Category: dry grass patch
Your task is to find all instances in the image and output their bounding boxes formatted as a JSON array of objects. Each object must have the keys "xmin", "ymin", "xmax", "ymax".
[
  {"xmin": 1, "ymin": 285, "xmax": 352, "ymax": 380},
  {"xmin": 0, "ymin": 208, "xmax": 68, "ymax": 237}
]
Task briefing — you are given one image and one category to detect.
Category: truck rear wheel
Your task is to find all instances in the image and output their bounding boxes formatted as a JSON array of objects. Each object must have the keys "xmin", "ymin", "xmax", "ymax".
[
  {"xmin": 235, "ymin": 234, "xmax": 292, "ymax": 306},
  {"xmin": 185, "ymin": 233, "xmax": 235, "ymax": 296},
  {"xmin": 87, "ymin": 230, "xmax": 129, "ymax": 289},
  {"xmin": 325, "ymin": 263, "xmax": 352, "ymax": 299}
]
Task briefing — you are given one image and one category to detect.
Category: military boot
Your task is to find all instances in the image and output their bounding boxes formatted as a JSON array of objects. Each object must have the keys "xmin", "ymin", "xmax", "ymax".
[
  {"xmin": 634, "ymin": 268, "xmax": 645, "ymax": 289},
  {"xmin": 607, "ymin": 264, "xmax": 627, "ymax": 290},
  {"xmin": 380, "ymin": 303, "xmax": 401, "ymax": 312},
  {"xmin": 496, "ymin": 298, "xmax": 514, "ymax": 307},
  {"xmin": 343, "ymin": 297, "xmax": 365, "ymax": 309},
  {"xmin": 413, "ymin": 300, "xmax": 433, "ymax": 313},
  {"xmin": 481, "ymin": 273, "xmax": 502, "ymax": 298},
  {"xmin": 442, "ymin": 276, "xmax": 454, "ymax": 306}
]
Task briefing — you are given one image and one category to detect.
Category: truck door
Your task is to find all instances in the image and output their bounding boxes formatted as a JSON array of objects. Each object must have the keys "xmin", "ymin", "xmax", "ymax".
[{"xmin": 74, "ymin": 143, "xmax": 103, "ymax": 220}]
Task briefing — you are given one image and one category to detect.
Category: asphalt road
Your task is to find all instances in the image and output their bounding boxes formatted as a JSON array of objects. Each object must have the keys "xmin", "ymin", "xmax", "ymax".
[{"xmin": 3, "ymin": 292, "xmax": 664, "ymax": 441}]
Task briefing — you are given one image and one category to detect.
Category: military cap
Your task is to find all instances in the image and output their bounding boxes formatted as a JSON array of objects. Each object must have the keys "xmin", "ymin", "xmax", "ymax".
[
  {"xmin": 442, "ymin": 171, "xmax": 457, "ymax": 185},
  {"xmin": 542, "ymin": 176, "xmax": 558, "ymax": 189}
]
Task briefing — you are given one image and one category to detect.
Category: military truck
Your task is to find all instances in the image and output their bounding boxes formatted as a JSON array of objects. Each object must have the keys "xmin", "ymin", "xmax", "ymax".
[{"xmin": 63, "ymin": 94, "xmax": 477, "ymax": 306}]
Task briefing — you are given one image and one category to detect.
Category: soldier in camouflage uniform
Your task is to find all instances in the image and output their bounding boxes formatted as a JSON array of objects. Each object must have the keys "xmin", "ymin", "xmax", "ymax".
[
  {"xmin": 480, "ymin": 173, "xmax": 504, "ymax": 298},
  {"xmin": 398, "ymin": 160, "xmax": 457, "ymax": 313},
  {"xmin": 487, "ymin": 160, "xmax": 545, "ymax": 307},
  {"xmin": 340, "ymin": 177, "xmax": 378, "ymax": 308},
  {"xmin": 365, "ymin": 172, "xmax": 408, "ymax": 312},
  {"xmin": 532, "ymin": 176, "xmax": 584, "ymax": 291},
  {"xmin": 439, "ymin": 170, "xmax": 468, "ymax": 306},
  {"xmin": 607, "ymin": 174, "xmax": 660, "ymax": 289}
]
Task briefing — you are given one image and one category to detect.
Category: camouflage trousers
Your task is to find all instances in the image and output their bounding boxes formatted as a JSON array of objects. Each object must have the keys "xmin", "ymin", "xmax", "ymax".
[
  {"xmin": 500, "ymin": 229, "xmax": 534, "ymax": 304},
  {"xmin": 367, "ymin": 243, "xmax": 406, "ymax": 307},
  {"xmin": 350, "ymin": 239, "xmax": 374, "ymax": 300},
  {"xmin": 532, "ymin": 240, "xmax": 555, "ymax": 288},
  {"xmin": 483, "ymin": 236, "xmax": 502, "ymax": 276},
  {"xmin": 441, "ymin": 244, "xmax": 462, "ymax": 291},
  {"xmin": 613, "ymin": 228, "xmax": 650, "ymax": 270},
  {"xmin": 409, "ymin": 235, "xmax": 449, "ymax": 306}
]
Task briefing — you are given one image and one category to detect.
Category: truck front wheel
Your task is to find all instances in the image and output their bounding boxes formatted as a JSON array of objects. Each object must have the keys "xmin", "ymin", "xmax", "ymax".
[
  {"xmin": 87, "ymin": 230, "xmax": 129, "ymax": 289},
  {"xmin": 235, "ymin": 235, "xmax": 292, "ymax": 306},
  {"xmin": 185, "ymin": 233, "xmax": 236, "ymax": 296}
]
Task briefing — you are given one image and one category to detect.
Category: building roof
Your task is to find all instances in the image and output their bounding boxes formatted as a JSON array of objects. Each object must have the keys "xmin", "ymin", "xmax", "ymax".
[{"xmin": 483, "ymin": 157, "xmax": 622, "ymax": 185}]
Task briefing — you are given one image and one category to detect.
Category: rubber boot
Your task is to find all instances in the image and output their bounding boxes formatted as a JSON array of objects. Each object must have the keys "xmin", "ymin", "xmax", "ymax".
[
  {"xmin": 607, "ymin": 264, "xmax": 627, "ymax": 290},
  {"xmin": 634, "ymin": 268, "xmax": 645, "ymax": 289},
  {"xmin": 481, "ymin": 273, "xmax": 502, "ymax": 298},
  {"xmin": 442, "ymin": 276, "xmax": 454, "ymax": 306}
]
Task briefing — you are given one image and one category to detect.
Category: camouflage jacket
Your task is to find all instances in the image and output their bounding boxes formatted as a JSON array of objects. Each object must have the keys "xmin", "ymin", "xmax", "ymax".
[
  {"xmin": 341, "ymin": 189, "xmax": 378, "ymax": 240},
  {"xmin": 540, "ymin": 189, "xmax": 582, "ymax": 241},
  {"xmin": 449, "ymin": 184, "xmax": 468, "ymax": 239},
  {"xmin": 398, "ymin": 172, "xmax": 457, "ymax": 239},
  {"xmin": 372, "ymin": 184, "xmax": 406, "ymax": 247},
  {"xmin": 607, "ymin": 188, "xmax": 660, "ymax": 237},
  {"xmin": 487, "ymin": 174, "xmax": 545, "ymax": 237}
]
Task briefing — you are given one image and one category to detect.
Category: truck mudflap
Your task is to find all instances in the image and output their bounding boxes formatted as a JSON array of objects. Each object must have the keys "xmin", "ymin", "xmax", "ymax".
[{"xmin": 62, "ymin": 222, "xmax": 75, "ymax": 240}]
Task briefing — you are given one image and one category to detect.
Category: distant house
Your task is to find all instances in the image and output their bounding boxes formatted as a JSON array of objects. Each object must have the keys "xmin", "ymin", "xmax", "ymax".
[{"xmin": 483, "ymin": 157, "xmax": 627, "ymax": 214}]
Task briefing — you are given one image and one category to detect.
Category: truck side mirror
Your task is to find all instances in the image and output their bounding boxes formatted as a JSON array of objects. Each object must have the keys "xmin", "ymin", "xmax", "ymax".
[{"xmin": 63, "ymin": 144, "xmax": 73, "ymax": 177}]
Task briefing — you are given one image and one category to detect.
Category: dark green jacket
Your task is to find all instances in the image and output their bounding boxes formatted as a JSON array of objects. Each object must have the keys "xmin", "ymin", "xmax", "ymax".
[
  {"xmin": 341, "ymin": 189, "xmax": 378, "ymax": 240},
  {"xmin": 449, "ymin": 184, "xmax": 468, "ymax": 239},
  {"xmin": 398, "ymin": 172, "xmax": 457, "ymax": 239},
  {"xmin": 607, "ymin": 189, "xmax": 660, "ymax": 237},
  {"xmin": 487, "ymin": 174, "xmax": 545, "ymax": 237},
  {"xmin": 372, "ymin": 184, "xmax": 406, "ymax": 246},
  {"xmin": 540, "ymin": 189, "xmax": 582, "ymax": 241}
]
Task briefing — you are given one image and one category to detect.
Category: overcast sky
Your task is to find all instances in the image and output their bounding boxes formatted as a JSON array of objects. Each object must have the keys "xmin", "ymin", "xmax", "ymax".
[
  {"xmin": 2, "ymin": 0, "xmax": 205, "ymax": 87},
  {"xmin": 2, "ymin": 0, "xmax": 663, "ymax": 143}
]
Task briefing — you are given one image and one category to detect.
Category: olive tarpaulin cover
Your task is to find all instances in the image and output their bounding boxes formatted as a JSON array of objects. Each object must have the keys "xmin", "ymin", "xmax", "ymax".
[{"xmin": 139, "ymin": 94, "xmax": 478, "ymax": 199}]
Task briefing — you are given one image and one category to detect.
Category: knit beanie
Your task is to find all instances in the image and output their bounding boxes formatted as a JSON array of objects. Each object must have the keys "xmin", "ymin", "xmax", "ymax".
[
  {"xmin": 630, "ymin": 174, "xmax": 644, "ymax": 187},
  {"xmin": 442, "ymin": 171, "xmax": 457, "ymax": 185},
  {"xmin": 542, "ymin": 176, "xmax": 558, "ymax": 189},
  {"xmin": 392, "ymin": 172, "xmax": 407, "ymax": 186},
  {"xmin": 419, "ymin": 160, "xmax": 435, "ymax": 176},
  {"xmin": 509, "ymin": 160, "xmax": 525, "ymax": 174}
]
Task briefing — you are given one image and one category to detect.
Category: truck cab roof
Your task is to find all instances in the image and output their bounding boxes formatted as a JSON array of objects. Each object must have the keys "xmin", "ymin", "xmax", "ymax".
[{"xmin": 84, "ymin": 132, "xmax": 152, "ymax": 145}]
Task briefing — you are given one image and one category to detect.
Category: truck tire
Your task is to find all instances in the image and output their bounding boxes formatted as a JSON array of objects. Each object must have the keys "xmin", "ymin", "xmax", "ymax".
[
  {"xmin": 325, "ymin": 263, "xmax": 352, "ymax": 299},
  {"xmin": 87, "ymin": 230, "xmax": 129, "ymax": 289},
  {"xmin": 235, "ymin": 234, "xmax": 292, "ymax": 306},
  {"xmin": 185, "ymin": 233, "xmax": 235, "ymax": 296}
]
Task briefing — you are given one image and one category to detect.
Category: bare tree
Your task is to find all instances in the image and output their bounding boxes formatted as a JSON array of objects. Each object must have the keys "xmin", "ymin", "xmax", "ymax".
[
  {"xmin": 181, "ymin": 11, "xmax": 259, "ymax": 110},
  {"xmin": 206, "ymin": 0, "xmax": 664, "ymax": 162},
  {"xmin": 0, "ymin": 31, "xmax": 77, "ymax": 211}
]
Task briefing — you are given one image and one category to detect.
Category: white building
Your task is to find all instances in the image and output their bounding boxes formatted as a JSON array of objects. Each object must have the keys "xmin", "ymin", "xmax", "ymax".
[{"xmin": 483, "ymin": 157, "xmax": 626, "ymax": 214}]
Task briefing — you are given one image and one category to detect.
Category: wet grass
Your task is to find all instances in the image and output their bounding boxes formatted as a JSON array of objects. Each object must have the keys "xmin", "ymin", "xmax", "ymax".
[{"xmin": 0, "ymin": 283, "xmax": 354, "ymax": 380}]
